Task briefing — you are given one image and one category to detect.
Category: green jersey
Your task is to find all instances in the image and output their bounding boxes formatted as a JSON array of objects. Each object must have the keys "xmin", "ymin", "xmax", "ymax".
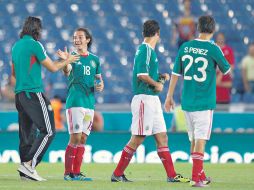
[
  {"xmin": 12, "ymin": 35, "xmax": 47, "ymax": 93},
  {"xmin": 173, "ymin": 39, "xmax": 231, "ymax": 111},
  {"xmin": 66, "ymin": 52, "xmax": 101, "ymax": 110},
  {"xmin": 133, "ymin": 43, "xmax": 159, "ymax": 95}
]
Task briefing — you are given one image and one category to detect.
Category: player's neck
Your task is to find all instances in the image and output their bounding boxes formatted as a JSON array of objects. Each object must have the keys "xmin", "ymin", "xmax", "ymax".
[
  {"xmin": 77, "ymin": 49, "xmax": 88, "ymax": 56},
  {"xmin": 143, "ymin": 38, "xmax": 157, "ymax": 49},
  {"xmin": 198, "ymin": 33, "xmax": 213, "ymax": 41}
]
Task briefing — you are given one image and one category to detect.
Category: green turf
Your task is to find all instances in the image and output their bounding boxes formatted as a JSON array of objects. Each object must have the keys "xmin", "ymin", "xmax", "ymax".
[{"xmin": 0, "ymin": 163, "xmax": 253, "ymax": 190}]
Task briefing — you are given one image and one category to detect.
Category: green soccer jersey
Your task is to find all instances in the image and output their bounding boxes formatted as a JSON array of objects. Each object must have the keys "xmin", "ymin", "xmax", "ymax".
[
  {"xmin": 12, "ymin": 35, "xmax": 47, "ymax": 93},
  {"xmin": 173, "ymin": 39, "xmax": 231, "ymax": 111},
  {"xmin": 133, "ymin": 42, "xmax": 159, "ymax": 95},
  {"xmin": 66, "ymin": 52, "xmax": 101, "ymax": 110}
]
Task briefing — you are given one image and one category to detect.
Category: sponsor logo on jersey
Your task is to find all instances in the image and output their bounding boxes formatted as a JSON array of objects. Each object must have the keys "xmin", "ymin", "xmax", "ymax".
[
  {"xmin": 75, "ymin": 124, "xmax": 80, "ymax": 130},
  {"xmin": 77, "ymin": 61, "xmax": 82, "ymax": 65}
]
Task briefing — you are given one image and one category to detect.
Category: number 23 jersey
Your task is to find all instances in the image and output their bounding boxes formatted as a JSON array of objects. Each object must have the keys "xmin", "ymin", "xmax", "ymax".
[
  {"xmin": 66, "ymin": 52, "xmax": 101, "ymax": 110},
  {"xmin": 173, "ymin": 39, "xmax": 231, "ymax": 111}
]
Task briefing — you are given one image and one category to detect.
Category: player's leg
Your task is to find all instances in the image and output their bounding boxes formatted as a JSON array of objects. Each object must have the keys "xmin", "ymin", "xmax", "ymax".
[
  {"xmin": 154, "ymin": 132, "xmax": 177, "ymax": 179},
  {"xmin": 17, "ymin": 92, "xmax": 55, "ymax": 181},
  {"xmin": 190, "ymin": 110, "xmax": 213, "ymax": 187},
  {"xmin": 111, "ymin": 135, "xmax": 145, "ymax": 182},
  {"xmin": 64, "ymin": 107, "xmax": 84, "ymax": 180},
  {"xmin": 112, "ymin": 95, "xmax": 151, "ymax": 182},
  {"xmin": 72, "ymin": 108, "xmax": 94, "ymax": 181},
  {"xmin": 15, "ymin": 94, "xmax": 37, "ymax": 180},
  {"xmin": 153, "ymin": 98, "xmax": 189, "ymax": 183}
]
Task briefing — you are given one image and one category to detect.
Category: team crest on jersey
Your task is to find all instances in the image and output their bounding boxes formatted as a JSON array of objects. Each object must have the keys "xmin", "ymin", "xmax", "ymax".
[
  {"xmin": 90, "ymin": 60, "xmax": 96, "ymax": 68},
  {"xmin": 75, "ymin": 124, "xmax": 80, "ymax": 130}
]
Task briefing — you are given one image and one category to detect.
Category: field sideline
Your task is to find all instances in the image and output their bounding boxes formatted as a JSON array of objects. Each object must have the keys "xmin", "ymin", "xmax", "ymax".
[{"xmin": 0, "ymin": 163, "xmax": 253, "ymax": 190}]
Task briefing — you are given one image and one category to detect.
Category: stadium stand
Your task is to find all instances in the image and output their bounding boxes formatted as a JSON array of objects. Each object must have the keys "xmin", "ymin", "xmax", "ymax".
[{"xmin": 0, "ymin": 0, "xmax": 254, "ymax": 103}]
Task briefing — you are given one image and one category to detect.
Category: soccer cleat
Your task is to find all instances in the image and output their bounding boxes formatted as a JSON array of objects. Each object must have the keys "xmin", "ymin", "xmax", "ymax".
[
  {"xmin": 202, "ymin": 177, "xmax": 211, "ymax": 185},
  {"xmin": 73, "ymin": 172, "xmax": 93, "ymax": 181},
  {"xmin": 190, "ymin": 180, "xmax": 209, "ymax": 187},
  {"xmin": 19, "ymin": 171, "xmax": 37, "ymax": 181},
  {"xmin": 64, "ymin": 173, "xmax": 74, "ymax": 181},
  {"xmin": 167, "ymin": 174, "xmax": 190, "ymax": 183},
  {"xmin": 111, "ymin": 173, "xmax": 132, "ymax": 182},
  {"xmin": 17, "ymin": 162, "xmax": 46, "ymax": 181}
]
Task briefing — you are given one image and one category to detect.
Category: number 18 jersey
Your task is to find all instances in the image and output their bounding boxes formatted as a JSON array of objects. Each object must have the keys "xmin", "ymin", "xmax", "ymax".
[{"xmin": 173, "ymin": 39, "xmax": 230, "ymax": 111}]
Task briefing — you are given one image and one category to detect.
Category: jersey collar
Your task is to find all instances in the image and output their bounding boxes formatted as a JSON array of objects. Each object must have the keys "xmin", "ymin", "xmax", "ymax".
[
  {"xmin": 194, "ymin": 38, "xmax": 210, "ymax": 42},
  {"xmin": 22, "ymin": 35, "xmax": 34, "ymax": 40},
  {"xmin": 142, "ymin": 42, "xmax": 154, "ymax": 49}
]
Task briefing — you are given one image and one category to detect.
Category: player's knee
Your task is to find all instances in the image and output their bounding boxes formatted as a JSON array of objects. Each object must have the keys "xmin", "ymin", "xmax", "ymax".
[
  {"xmin": 128, "ymin": 136, "xmax": 144, "ymax": 149},
  {"xmin": 70, "ymin": 134, "xmax": 81, "ymax": 145},
  {"xmin": 156, "ymin": 134, "xmax": 168, "ymax": 147},
  {"xmin": 80, "ymin": 134, "xmax": 88, "ymax": 144}
]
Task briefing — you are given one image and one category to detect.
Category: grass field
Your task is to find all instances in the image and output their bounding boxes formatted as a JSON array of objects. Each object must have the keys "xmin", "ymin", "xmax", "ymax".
[{"xmin": 0, "ymin": 163, "xmax": 253, "ymax": 190}]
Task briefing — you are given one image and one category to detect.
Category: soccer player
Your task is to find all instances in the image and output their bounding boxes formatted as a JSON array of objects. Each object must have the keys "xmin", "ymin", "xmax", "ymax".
[
  {"xmin": 12, "ymin": 16, "xmax": 79, "ymax": 181},
  {"xmin": 111, "ymin": 20, "xmax": 189, "ymax": 183},
  {"xmin": 63, "ymin": 28, "xmax": 104, "ymax": 181},
  {"xmin": 164, "ymin": 15, "xmax": 231, "ymax": 187}
]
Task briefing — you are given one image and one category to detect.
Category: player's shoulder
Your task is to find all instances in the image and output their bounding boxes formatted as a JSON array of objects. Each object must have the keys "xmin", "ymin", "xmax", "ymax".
[
  {"xmin": 32, "ymin": 40, "xmax": 46, "ymax": 51},
  {"xmin": 89, "ymin": 52, "xmax": 99, "ymax": 61},
  {"xmin": 210, "ymin": 41, "xmax": 224, "ymax": 54}
]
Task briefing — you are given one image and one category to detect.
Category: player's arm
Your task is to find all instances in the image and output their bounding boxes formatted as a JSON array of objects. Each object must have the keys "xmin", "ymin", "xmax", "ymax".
[
  {"xmin": 63, "ymin": 64, "xmax": 72, "ymax": 76},
  {"xmin": 241, "ymin": 58, "xmax": 250, "ymax": 92},
  {"xmin": 95, "ymin": 58, "xmax": 104, "ymax": 92},
  {"xmin": 213, "ymin": 45, "xmax": 231, "ymax": 75},
  {"xmin": 164, "ymin": 74, "xmax": 179, "ymax": 112},
  {"xmin": 138, "ymin": 74, "xmax": 163, "ymax": 92},
  {"xmin": 216, "ymin": 72, "xmax": 232, "ymax": 88},
  {"xmin": 11, "ymin": 63, "xmax": 15, "ymax": 79},
  {"xmin": 34, "ymin": 42, "xmax": 79, "ymax": 72},
  {"xmin": 41, "ymin": 53, "xmax": 79, "ymax": 73},
  {"xmin": 136, "ymin": 45, "xmax": 163, "ymax": 92},
  {"xmin": 164, "ymin": 48, "xmax": 182, "ymax": 112}
]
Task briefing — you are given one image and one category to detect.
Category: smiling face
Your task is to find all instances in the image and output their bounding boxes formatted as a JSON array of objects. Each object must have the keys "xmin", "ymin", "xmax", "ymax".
[{"xmin": 73, "ymin": 30, "xmax": 90, "ymax": 52}]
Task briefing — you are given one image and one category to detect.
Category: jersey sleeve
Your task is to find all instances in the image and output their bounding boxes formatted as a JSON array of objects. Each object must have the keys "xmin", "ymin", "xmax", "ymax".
[
  {"xmin": 33, "ymin": 41, "xmax": 47, "ymax": 62},
  {"xmin": 95, "ymin": 57, "xmax": 101, "ymax": 75},
  {"xmin": 135, "ymin": 45, "xmax": 151, "ymax": 76},
  {"xmin": 213, "ymin": 45, "xmax": 231, "ymax": 75},
  {"xmin": 172, "ymin": 46, "xmax": 183, "ymax": 76}
]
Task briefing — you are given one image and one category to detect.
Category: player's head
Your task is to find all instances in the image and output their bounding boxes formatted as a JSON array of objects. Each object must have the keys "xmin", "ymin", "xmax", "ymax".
[
  {"xmin": 197, "ymin": 15, "xmax": 216, "ymax": 34},
  {"xmin": 248, "ymin": 43, "xmax": 254, "ymax": 56},
  {"xmin": 143, "ymin": 20, "xmax": 160, "ymax": 40},
  {"xmin": 73, "ymin": 28, "xmax": 93, "ymax": 51},
  {"xmin": 216, "ymin": 32, "xmax": 225, "ymax": 47},
  {"xmin": 20, "ymin": 16, "xmax": 42, "ymax": 41}
]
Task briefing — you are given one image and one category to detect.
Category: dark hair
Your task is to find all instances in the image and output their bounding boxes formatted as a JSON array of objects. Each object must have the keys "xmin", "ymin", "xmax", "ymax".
[
  {"xmin": 143, "ymin": 20, "xmax": 160, "ymax": 37},
  {"xmin": 20, "ymin": 16, "xmax": 42, "ymax": 40},
  {"xmin": 75, "ymin": 28, "xmax": 93, "ymax": 48},
  {"xmin": 197, "ymin": 15, "xmax": 215, "ymax": 34}
]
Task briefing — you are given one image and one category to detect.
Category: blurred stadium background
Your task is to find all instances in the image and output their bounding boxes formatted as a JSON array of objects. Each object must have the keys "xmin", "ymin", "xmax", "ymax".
[{"xmin": 0, "ymin": 0, "xmax": 254, "ymax": 185}]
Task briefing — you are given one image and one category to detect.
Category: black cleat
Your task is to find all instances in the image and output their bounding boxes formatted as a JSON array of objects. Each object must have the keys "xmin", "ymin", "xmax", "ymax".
[{"xmin": 111, "ymin": 173, "xmax": 132, "ymax": 182}]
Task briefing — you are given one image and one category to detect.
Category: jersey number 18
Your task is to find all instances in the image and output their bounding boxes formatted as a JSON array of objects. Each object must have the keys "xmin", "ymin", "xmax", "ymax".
[{"xmin": 83, "ymin": 66, "xmax": 91, "ymax": 75}]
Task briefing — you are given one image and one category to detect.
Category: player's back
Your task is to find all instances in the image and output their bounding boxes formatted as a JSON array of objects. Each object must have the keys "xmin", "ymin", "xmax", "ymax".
[{"xmin": 173, "ymin": 39, "xmax": 230, "ymax": 111}]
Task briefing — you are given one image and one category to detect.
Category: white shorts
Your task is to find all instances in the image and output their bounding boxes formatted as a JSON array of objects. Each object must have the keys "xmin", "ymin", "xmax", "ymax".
[
  {"xmin": 131, "ymin": 94, "xmax": 167, "ymax": 136},
  {"xmin": 184, "ymin": 110, "xmax": 213, "ymax": 141},
  {"xmin": 66, "ymin": 107, "xmax": 94, "ymax": 135}
]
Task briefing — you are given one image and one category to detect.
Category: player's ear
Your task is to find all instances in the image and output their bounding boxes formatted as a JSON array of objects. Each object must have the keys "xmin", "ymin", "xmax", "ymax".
[{"xmin": 86, "ymin": 38, "xmax": 91, "ymax": 44}]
